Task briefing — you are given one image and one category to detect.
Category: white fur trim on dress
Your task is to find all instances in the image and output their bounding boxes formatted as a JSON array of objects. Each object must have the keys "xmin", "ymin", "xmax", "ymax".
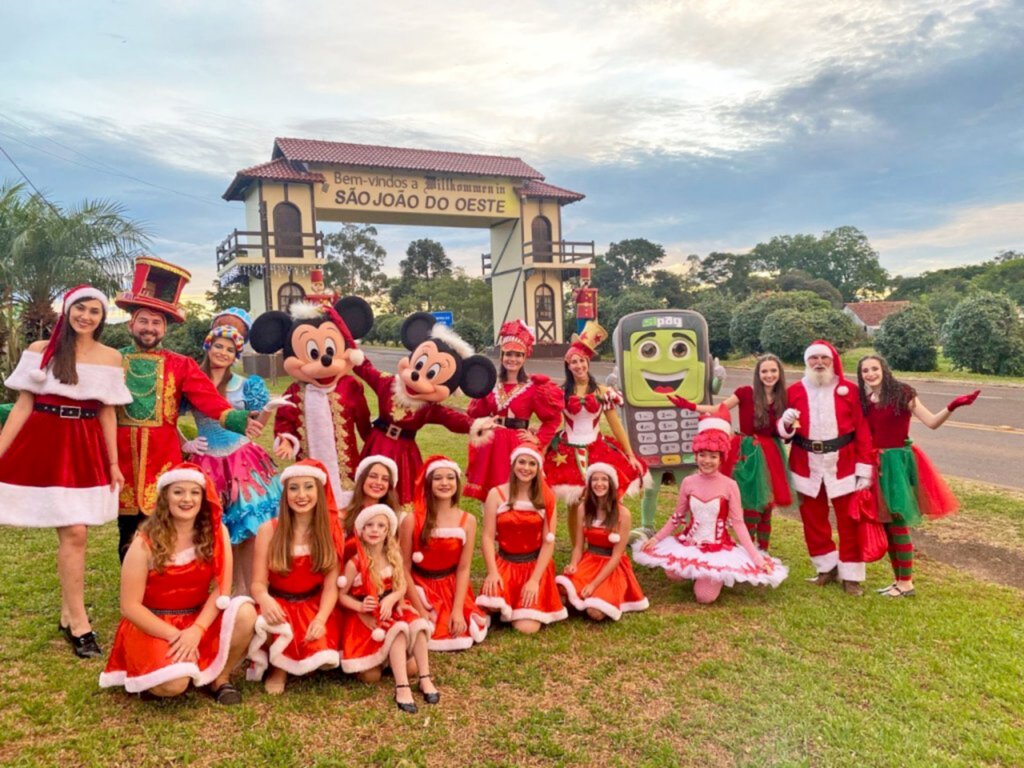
[
  {"xmin": 99, "ymin": 596, "xmax": 254, "ymax": 693},
  {"xmin": 430, "ymin": 527, "xmax": 466, "ymax": 543},
  {"xmin": 474, "ymin": 594, "xmax": 568, "ymax": 625},
  {"xmin": 510, "ymin": 446, "xmax": 544, "ymax": 467},
  {"xmin": 631, "ymin": 539, "xmax": 788, "ymax": 588},
  {"xmin": 4, "ymin": 351, "xmax": 132, "ymax": 404},
  {"xmin": 584, "ymin": 462, "xmax": 619, "ymax": 489},
  {"xmin": 425, "ymin": 458, "xmax": 461, "ymax": 478},
  {"xmin": 280, "ymin": 464, "xmax": 328, "ymax": 486},
  {"xmin": 64, "ymin": 286, "xmax": 109, "ymax": 313},
  {"xmin": 469, "ymin": 417, "xmax": 494, "ymax": 446},
  {"xmin": 246, "ymin": 615, "xmax": 340, "ymax": 680},
  {"xmin": 354, "ymin": 503, "xmax": 398, "ymax": 535},
  {"xmin": 412, "ymin": 586, "xmax": 490, "ymax": 652},
  {"xmin": 430, "ymin": 323, "xmax": 474, "ymax": 360},
  {"xmin": 339, "ymin": 615, "xmax": 432, "ymax": 674},
  {"xmin": 697, "ymin": 417, "xmax": 732, "ymax": 436},
  {"xmin": 0, "ymin": 483, "xmax": 118, "ymax": 527},
  {"xmin": 555, "ymin": 575, "xmax": 649, "ymax": 621},
  {"xmin": 355, "ymin": 455, "xmax": 399, "ymax": 485},
  {"xmin": 804, "ymin": 343, "xmax": 832, "ymax": 362},
  {"xmin": 156, "ymin": 469, "xmax": 206, "ymax": 492}
]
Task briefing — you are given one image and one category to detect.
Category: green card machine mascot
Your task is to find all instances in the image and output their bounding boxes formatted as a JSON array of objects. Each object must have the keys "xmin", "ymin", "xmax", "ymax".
[{"xmin": 610, "ymin": 310, "xmax": 724, "ymax": 536}]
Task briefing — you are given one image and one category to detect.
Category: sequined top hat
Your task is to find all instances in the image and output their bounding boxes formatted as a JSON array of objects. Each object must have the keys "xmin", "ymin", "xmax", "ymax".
[{"xmin": 115, "ymin": 256, "xmax": 192, "ymax": 324}]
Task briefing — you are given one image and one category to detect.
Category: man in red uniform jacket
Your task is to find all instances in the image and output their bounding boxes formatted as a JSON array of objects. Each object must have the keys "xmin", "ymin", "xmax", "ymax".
[{"xmin": 777, "ymin": 340, "xmax": 874, "ymax": 596}]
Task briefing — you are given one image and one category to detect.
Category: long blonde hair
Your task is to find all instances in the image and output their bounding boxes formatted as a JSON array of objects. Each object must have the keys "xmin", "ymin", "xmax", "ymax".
[
  {"xmin": 361, "ymin": 519, "xmax": 406, "ymax": 595},
  {"xmin": 140, "ymin": 486, "xmax": 215, "ymax": 570},
  {"xmin": 269, "ymin": 477, "xmax": 337, "ymax": 574}
]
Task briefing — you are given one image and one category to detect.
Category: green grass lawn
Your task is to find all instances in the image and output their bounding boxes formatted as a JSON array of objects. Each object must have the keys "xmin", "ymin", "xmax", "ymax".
[{"xmin": 1, "ymin": 386, "xmax": 1022, "ymax": 767}]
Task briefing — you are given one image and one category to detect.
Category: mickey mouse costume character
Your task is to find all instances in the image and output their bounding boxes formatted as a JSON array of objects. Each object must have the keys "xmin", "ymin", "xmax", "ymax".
[
  {"xmin": 354, "ymin": 312, "xmax": 496, "ymax": 505},
  {"xmin": 249, "ymin": 297, "xmax": 373, "ymax": 503}
]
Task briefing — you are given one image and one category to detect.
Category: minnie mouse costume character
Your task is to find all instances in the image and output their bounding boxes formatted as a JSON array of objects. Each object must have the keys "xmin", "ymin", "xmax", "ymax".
[
  {"xmin": 249, "ymin": 297, "xmax": 373, "ymax": 503},
  {"xmin": 354, "ymin": 313, "xmax": 496, "ymax": 505}
]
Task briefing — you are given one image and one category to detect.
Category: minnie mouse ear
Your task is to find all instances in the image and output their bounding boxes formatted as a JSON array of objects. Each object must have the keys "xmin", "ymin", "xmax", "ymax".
[
  {"xmin": 458, "ymin": 355, "xmax": 497, "ymax": 398},
  {"xmin": 400, "ymin": 312, "xmax": 436, "ymax": 350}
]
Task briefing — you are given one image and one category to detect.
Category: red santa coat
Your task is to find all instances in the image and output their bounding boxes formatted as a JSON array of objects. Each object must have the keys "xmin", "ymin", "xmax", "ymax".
[
  {"xmin": 355, "ymin": 360, "xmax": 474, "ymax": 505},
  {"xmin": 273, "ymin": 377, "xmax": 370, "ymax": 501},
  {"xmin": 779, "ymin": 377, "xmax": 873, "ymax": 499}
]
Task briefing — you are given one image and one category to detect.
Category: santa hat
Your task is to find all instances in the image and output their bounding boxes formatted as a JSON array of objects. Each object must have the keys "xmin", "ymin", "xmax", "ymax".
[
  {"xmin": 510, "ymin": 445, "xmax": 545, "ymax": 468},
  {"xmin": 155, "ymin": 463, "xmax": 232, "ymax": 610},
  {"xmin": 30, "ymin": 285, "xmax": 109, "ymax": 383},
  {"xmin": 564, "ymin": 320, "xmax": 608, "ymax": 363},
  {"xmin": 354, "ymin": 455, "xmax": 399, "ymax": 487},
  {"xmin": 498, "ymin": 319, "xmax": 536, "ymax": 356},
  {"xmin": 804, "ymin": 339, "xmax": 851, "ymax": 396},
  {"xmin": 584, "ymin": 462, "xmax": 619, "ymax": 492},
  {"xmin": 202, "ymin": 324, "xmax": 244, "ymax": 355},
  {"xmin": 409, "ymin": 455, "xmax": 462, "ymax": 564},
  {"xmin": 692, "ymin": 404, "xmax": 733, "ymax": 455},
  {"xmin": 288, "ymin": 301, "xmax": 365, "ymax": 367},
  {"xmin": 354, "ymin": 503, "xmax": 399, "ymax": 537}
]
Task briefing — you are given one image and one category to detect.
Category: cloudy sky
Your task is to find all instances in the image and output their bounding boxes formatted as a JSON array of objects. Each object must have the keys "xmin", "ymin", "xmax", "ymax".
[{"xmin": 2, "ymin": 0, "xmax": 1022, "ymax": 299}]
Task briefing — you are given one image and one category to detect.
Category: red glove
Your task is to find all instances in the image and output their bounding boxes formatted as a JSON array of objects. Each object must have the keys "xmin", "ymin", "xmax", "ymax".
[
  {"xmin": 667, "ymin": 395, "xmax": 698, "ymax": 411},
  {"xmin": 947, "ymin": 390, "xmax": 980, "ymax": 412}
]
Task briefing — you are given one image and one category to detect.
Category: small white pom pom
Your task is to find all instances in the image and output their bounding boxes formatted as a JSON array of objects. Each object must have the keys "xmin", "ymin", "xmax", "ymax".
[
  {"xmin": 337, "ymin": 575, "xmax": 348, "ymax": 589},
  {"xmin": 215, "ymin": 595, "xmax": 231, "ymax": 610},
  {"xmin": 608, "ymin": 532, "xmax": 621, "ymax": 543},
  {"xmin": 837, "ymin": 385, "xmax": 849, "ymax": 396},
  {"xmin": 412, "ymin": 551, "xmax": 424, "ymax": 564},
  {"xmin": 29, "ymin": 369, "xmax": 46, "ymax": 383},
  {"xmin": 371, "ymin": 627, "xmax": 386, "ymax": 642},
  {"xmin": 545, "ymin": 532, "xmax": 556, "ymax": 543},
  {"xmin": 349, "ymin": 348, "xmax": 365, "ymax": 366}
]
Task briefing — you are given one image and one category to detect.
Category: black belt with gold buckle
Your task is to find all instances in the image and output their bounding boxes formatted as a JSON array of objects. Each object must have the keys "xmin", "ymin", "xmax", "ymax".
[
  {"xmin": 793, "ymin": 432, "xmax": 855, "ymax": 454},
  {"xmin": 372, "ymin": 418, "xmax": 416, "ymax": 440}
]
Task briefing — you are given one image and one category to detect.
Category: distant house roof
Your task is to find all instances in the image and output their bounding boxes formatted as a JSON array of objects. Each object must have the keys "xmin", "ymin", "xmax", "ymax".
[
  {"xmin": 519, "ymin": 179, "xmax": 585, "ymax": 203},
  {"xmin": 843, "ymin": 301, "xmax": 911, "ymax": 327},
  {"xmin": 272, "ymin": 137, "xmax": 545, "ymax": 180},
  {"xmin": 223, "ymin": 159, "xmax": 324, "ymax": 201}
]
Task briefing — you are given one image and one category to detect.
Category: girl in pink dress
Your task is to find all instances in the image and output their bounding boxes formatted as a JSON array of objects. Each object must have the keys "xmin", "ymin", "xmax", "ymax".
[
  {"xmin": 248, "ymin": 459, "xmax": 344, "ymax": 694},
  {"xmin": 338, "ymin": 504, "xmax": 436, "ymax": 714},
  {"xmin": 465, "ymin": 320, "xmax": 562, "ymax": 500},
  {"xmin": 557, "ymin": 463, "xmax": 649, "ymax": 621},
  {"xmin": 636, "ymin": 408, "xmax": 787, "ymax": 603},
  {"xmin": 400, "ymin": 455, "xmax": 490, "ymax": 651},
  {"xmin": 100, "ymin": 464, "xmax": 256, "ymax": 703}
]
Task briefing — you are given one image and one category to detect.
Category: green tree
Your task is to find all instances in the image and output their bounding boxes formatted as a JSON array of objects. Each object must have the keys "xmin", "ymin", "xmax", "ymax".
[
  {"xmin": 591, "ymin": 238, "xmax": 666, "ymax": 296},
  {"xmin": 205, "ymin": 279, "xmax": 251, "ymax": 313},
  {"xmin": 729, "ymin": 291, "xmax": 830, "ymax": 354},
  {"xmin": 692, "ymin": 290, "xmax": 733, "ymax": 359},
  {"xmin": 323, "ymin": 223, "xmax": 388, "ymax": 296},
  {"xmin": 806, "ymin": 308, "xmax": 859, "ymax": 352},
  {"xmin": 697, "ymin": 251, "xmax": 760, "ymax": 298},
  {"xmin": 390, "ymin": 239, "xmax": 452, "ymax": 310},
  {"xmin": 758, "ymin": 308, "xmax": 816, "ymax": 364},
  {"xmin": 776, "ymin": 269, "xmax": 844, "ymax": 308},
  {"xmin": 874, "ymin": 304, "xmax": 939, "ymax": 371},
  {"xmin": 942, "ymin": 291, "xmax": 1024, "ymax": 375},
  {"xmin": 972, "ymin": 257, "xmax": 1024, "ymax": 309},
  {"xmin": 648, "ymin": 269, "xmax": 696, "ymax": 308}
]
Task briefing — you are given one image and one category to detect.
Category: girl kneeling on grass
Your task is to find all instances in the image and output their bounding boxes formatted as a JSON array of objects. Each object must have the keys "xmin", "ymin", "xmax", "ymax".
[
  {"xmin": 400, "ymin": 455, "xmax": 490, "ymax": 651},
  {"xmin": 557, "ymin": 463, "xmax": 649, "ymax": 621},
  {"xmin": 476, "ymin": 447, "xmax": 568, "ymax": 633},
  {"xmin": 339, "ymin": 504, "xmax": 436, "ymax": 714},
  {"xmin": 99, "ymin": 464, "xmax": 256, "ymax": 704},
  {"xmin": 635, "ymin": 407, "xmax": 787, "ymax": 604},
  {"xmin": 248, "ymin": 459, "xmax": 344, "ymax": 695}
]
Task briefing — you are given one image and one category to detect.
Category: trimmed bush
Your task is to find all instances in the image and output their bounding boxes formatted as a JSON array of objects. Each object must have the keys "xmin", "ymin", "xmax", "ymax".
[
  {"xmin": 806, "ymin": 308, "xmax": 859, "ymax": 353},
  {"xmin": 874, "ymin": 305, "xmax": 938, "ymax": 371},
  {"xmin": 942, "ymin": 292, "xmax": 1024, "ymax": 375},
  {"xmin": 758, "ymin": 308, "xmax": 815, "ymax": 363},
  {"xmin": 452, "ymin": 317, "xmax": 489, "ymax": 352},
  {"xmin": 730, "ymin": 291, "xmax": 830, "ymax": 354}
]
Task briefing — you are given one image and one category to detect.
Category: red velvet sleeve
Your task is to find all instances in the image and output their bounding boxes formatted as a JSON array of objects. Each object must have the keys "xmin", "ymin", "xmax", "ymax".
[
  {"xmin": 467, "ymin": 391, "xmax": 496, "ymax": 419},
  {"xmin": 426, "ymin": 403, "xmax": 474, "ymax": 433},
  {"xmin": 850, "ymin": 392, "xmax": 874, "ymax": 470},
  {"xmin": 353, "ymin": 357, "xmax": 389, "ymax": 398},
  {"xmin": 273, "ymin": 382, "xmax": 303, "ymax": 453},
  {"xmin": 531, "ymin": 376, "xmax": 564, "ymax": 447}
]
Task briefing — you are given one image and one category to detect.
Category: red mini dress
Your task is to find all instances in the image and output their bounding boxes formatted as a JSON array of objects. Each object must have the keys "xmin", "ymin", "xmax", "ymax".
[
  {"xmin": 410, "ymin": 511, "xmax": 490, "ymax": 651},
  {"xmin": 556, "ymin": 523, "xmax": 649, "ymax": 620},
  {"xmin": 99, "ymin": 546, "xmax": 253, "ymax": 693}
]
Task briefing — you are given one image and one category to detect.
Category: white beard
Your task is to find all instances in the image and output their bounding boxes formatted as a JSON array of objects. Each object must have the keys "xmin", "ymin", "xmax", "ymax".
[{"xmin": 805, "ymin": 366, "xmax": 836, "ymax": 388}]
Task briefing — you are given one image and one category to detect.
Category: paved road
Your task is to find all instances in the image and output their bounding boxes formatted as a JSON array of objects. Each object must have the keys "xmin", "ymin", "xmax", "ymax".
[{"xmin": 364, "ymin": 348, "xmax": 1024, "ymax": 490}]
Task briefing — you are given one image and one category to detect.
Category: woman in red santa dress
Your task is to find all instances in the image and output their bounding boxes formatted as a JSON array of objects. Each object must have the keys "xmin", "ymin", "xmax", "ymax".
[
  {"xmin": 464, "ymin": 320, "xmax": 562, "ymax": 500},
  {"xmin": 99, "ymin": 464, "xmax": 256, "ymax": 703},
  {"xmin": 476, "ymin": 447, "xmax": 568, "ymax": 633},
  {"xmin": 340, "ymin": 454, "xmax": 400, "ymax": 563},
  {"xmin": 400, "ymin": 455, "xmax": 489, "ymax": 651},
  {"xmin": 857, "ymin": 355, "xmax": 979, "ymax": 598},
  {"xmin": 557, "ymin": 463, "xmax": 649, "ymax": 621},
  {"xmin": 0, "ymin": 285, "xmax": 131, "ymax": 658},
  {"xmin": 543, "ymin": 321, "xmax": 647, "ymax": 545},
  {"xmin": 248, "ymin": 459, "xmax": 344, "ymax": 694},
  {"xmin": 338, "ymin": 504, "xmax": 436, "ymax": 713}
]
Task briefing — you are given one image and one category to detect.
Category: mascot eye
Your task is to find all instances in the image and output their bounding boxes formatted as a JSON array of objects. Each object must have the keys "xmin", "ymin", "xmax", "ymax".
[
  {"xmin": 638, "ymin": 340, "xmax": 660, "ymax": 360},
  {"xmin": 670, "ymin": 340, "xmax": 690, "ymax": 359},
  {"xmin": 323, "ymin": 339, "xmax": 337, "ymax": 357},
  {"xmin": 305, "ymin": 340, "xmax": 320, "ymax": 361},
  {"xmin": 414, "ymin": 354, "xmax": 429, "ymax": 371},
  {"xmin": 425, "ymin": 362, "xmax": 442, "ymax": 380}
]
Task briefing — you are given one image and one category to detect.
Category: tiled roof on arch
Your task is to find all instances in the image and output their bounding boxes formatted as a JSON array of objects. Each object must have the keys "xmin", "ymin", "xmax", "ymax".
[
  {"xmin": 519, "ymin": 179, "xmax": 585, "ymax": 203},
  {"xmin": 272, "ymin": 137, "xmax": 545, "ymax": 180},
  {"xmin": 222, "ymin": 159, "xmax": 324, "ymax": 200}
]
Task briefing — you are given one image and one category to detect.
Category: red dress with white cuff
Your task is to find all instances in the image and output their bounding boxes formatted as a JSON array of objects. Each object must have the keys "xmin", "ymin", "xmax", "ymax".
[
  {"xmin": 99, "ymin": 545, "xmax": 253, "ymax": 693},
  {"xmin": 409, "ymin": 511, "xmax": 489, "ymax": 651},
  {"xmin": 556, "ymin": 523, "xmax": 649, "ymax": 620},
  {"xmin": 0, "ymin": 351, "xmax": 131, "ymax": 527}
]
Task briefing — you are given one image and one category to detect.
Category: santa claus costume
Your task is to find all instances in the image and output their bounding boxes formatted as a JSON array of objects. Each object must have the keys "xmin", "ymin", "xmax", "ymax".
[
  {"xmin": 465, "ymin": 320, "xmax": 563, "ymax": 500},
  {"xmin": 406, "ymin": 457, "xmax": 489, "ymax": 651},
  {"xmin": 339, "ymin": 505, "xmax": 432, "ymax": 674},
  {"xmin": 634, "ymin": 409, "xmax": 788, "ymax": 592},
  {"xmin": 544, "ymin": 322, "xmax": 647, "ymax": 504},
  {"xmin": 100, "ymin": 465, "xmax": 255, "ymax": 695},
  {"xmin": 247, "ymin": 460, "xmax": 345, "ymax": 684},
  {"xmin": 555, "ymin": 463, "xmax": 649, "ymax": 620},
  {"xmin": 777, "ymin": 341, "xmax": 874, "ymax": 591},
  {"xmin": 476, "ymin": 448, "xmax": 569, "ymax": 625},
  {"xmin": 0, "ymin": 286, "xmax": 131, "ymax": 528}
]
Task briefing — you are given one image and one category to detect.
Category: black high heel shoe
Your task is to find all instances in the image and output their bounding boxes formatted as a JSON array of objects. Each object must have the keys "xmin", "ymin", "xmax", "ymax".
[
  {"xmin": 419, "ymin": 674, "xmax": 440, "ymax": 704},
  {"xmin": 58, "ymin": 622, "xmax": 102, "ymax": 659},
  {"xmin": 394, "ymin": 684, "xmax": 418, "ymax": 714}
]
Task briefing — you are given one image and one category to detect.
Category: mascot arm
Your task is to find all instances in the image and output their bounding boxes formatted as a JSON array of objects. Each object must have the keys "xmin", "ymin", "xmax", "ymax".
[
  {"xmin": 427, "ymin": 404, "xmax": 474, "ymax": 434},
  {"xmin": 353, "ymin": 357, "xmax": 388, "ymax": 395}
]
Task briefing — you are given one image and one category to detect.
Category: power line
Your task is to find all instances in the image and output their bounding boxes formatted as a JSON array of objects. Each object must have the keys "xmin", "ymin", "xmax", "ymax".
[{"xmin": 0, "ymin": 141, "xmax": 62, "ymax": 216}]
